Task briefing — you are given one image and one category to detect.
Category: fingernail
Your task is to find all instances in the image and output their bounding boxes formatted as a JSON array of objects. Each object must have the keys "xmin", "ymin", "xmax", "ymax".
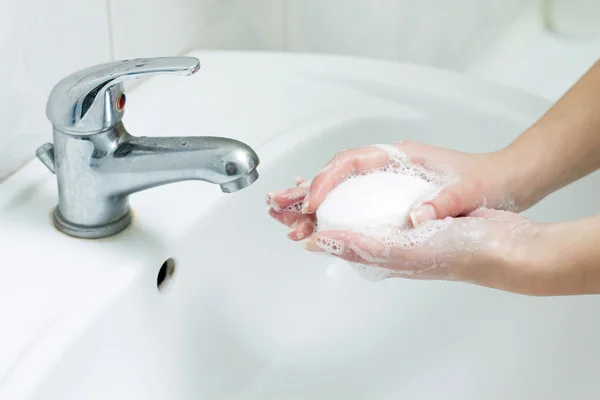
[
  {"xmin": 287, "ymin": 221, "xmax": 301, "ymax": 239},
  {"xmin": 299, "ymin": 238, "xmax": 324, "ymax": 252},
  {"xmin": 293, "ymin": 177, "xmax": 304, "ymax": 185},
  {"xmin": 410, "ymin": 204, "xmax": 436, "ymax": 226},
  {"xmin": 266, "ymin": 196, "xmax": 281, "ymax": 213},
  {"xmin": 301, "ymin": 199, "xmax": 310, "ymax": 214},
  {"xmin": 288, "ymin": 220, "xmax": 299, "ymax": 232}
]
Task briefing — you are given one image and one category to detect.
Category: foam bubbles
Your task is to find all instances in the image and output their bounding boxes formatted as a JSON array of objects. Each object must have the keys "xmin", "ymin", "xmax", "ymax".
[
  {"xmin": 314, "ymin": 237, "xmax": 345, "ymax": 255},
  {"xmin": 366, "ymin": 144, "xmax": 453, "ymax": 187},
  {"xmin": 266, "ymin": 196, "xmax": 282, "ymax": 213},
  {"xmin": 315, "ymin": 142, "xmax": 455, "ymax": 231},
  {"xmin": 266, "ymin": 197, "xmax": 304, "ymax": 214},
  {"xmin": 350, "ymin": 264, "xmax": 394, "ymax": 282},
  {"xmin": 499, "ymin": 197, "xmax": 518, "ymax": 212},
  {"xmin": 285, "ymin": 201, "xmax": 304, "ymax": 213},
  {"xmin": 313, "ymin": 144, "xmax": 459, "ymax": 282}
]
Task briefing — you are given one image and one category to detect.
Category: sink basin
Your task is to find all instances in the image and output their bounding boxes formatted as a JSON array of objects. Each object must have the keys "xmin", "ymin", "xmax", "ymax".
[{"xmin": 2, "ymin": 51, "xmax": 600, "ymax": 399}]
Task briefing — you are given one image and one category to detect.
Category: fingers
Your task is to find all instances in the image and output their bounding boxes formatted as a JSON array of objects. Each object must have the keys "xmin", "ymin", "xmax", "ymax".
[
  {"xmin": 303, "ymin": 146, "xmax": 393, "ymax": 214},
  {"xmin": 267, "ymin": 178, "xmax": 318, "ymax": 237},
  {"xmin": 266, "ymin": 177, "xmax": 311, "ymax": 212},
  {"xmin": 268, "ymin": 207, "xmax": 305, "ymax": 227},
  {"xmin": 287, "ymin": 215, "xmax": 316, "ymax": 241},
  {"xmin": 307, "ymin": 230, "xmax": 392, "ymax": 265},
  {"xmin": 267, "ymin": 177, "xmax": 309, "ymax": 231},
  {"xmin": 266, "ymin": 186, "xmax": 307, "ymax": 212},
  {"xmin": 307, "ymin": 223, "xmax": 451, "ymax": 267},
  {"xmin": 303, "ymin": 222, "xmax": 468, "ymax": 281},
  {"xmin": 409, "ymin": 179, "xmax": 485, "ymax": 226},
  {"xmin": 310, "ymin": 231, "xmax": 373, "ymax": 263},
  {"xmin": 267, "ymin": 197, "xmax": 316, "ymax": 238}
]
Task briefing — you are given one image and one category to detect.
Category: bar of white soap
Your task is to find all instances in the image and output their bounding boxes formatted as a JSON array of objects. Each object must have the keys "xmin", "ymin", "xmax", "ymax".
[{"xmin": 316, "ymin": 172, "xmax": 436, "ymax": 232}]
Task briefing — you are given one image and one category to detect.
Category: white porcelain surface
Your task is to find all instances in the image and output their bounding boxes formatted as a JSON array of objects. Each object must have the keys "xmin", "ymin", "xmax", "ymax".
[
  {"xmin": 2, "ymin": 51, "xmax": 600, "ymax": 399},
  {"xmin": 0, "ymin": 0, "xmax": 111, "ymax": 180}
]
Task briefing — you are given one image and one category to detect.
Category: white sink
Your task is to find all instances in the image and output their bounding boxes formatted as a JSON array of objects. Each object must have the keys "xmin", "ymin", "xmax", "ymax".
[{"xmin": 2, "ymin": 51, "xmax": 600, "ymax": 399}]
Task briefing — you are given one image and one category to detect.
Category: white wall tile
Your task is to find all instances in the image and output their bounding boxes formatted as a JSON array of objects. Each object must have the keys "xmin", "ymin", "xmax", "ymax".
[
  {"xmin": 283, "ymin": 0, "xmax": 402, "ymax": 60},
  {"xmin": 283, "ymin": 0, "xmax": 528, "ymax": 71},
  {"xmin": 0, "ymin": 0, "xmax": 111, "ymax": 179},
  {"xmin": 108, "ymin": 0, "xmax": 208, "ymax": 59},
  {"xmin": 395, "ymin": 0, "xmax": 529, "ymax": 71},
  {"xmin": 109, "ymin": 0, "xmax": 283, "ymax": 61},
  {"xmin": 547, "ymin": 0, "xmax": 600, "ymax": 38},
  {"xmin": 194, "ymin": 0, "xmax": 283, "ymax": 51}
]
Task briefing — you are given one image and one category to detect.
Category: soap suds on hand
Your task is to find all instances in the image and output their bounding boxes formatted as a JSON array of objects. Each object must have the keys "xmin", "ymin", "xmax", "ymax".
[
  {"xmin": 314, "ymin": 144, "xmax": 455, "ymax": 281},
  {"xmin": 316, "ymin": 144, "xmax": 453, "ymax": 236}
]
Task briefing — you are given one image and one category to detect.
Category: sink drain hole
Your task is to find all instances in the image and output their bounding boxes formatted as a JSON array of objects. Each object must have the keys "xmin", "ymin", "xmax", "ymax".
[{"xmin": 157, "ymin": 258, "xmax": 176, "ymax": 293}]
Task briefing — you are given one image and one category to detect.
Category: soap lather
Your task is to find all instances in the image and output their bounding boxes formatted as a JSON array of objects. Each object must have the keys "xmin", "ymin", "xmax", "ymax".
[{"xmin": 316, "ymin": 172, "xmax": 436, "ymax": 234}]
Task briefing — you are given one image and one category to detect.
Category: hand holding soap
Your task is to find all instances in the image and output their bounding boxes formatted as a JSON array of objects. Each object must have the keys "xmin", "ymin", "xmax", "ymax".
[{"xmin": 316, "ymin": 172, "xmax": 436, "ymax": 233}]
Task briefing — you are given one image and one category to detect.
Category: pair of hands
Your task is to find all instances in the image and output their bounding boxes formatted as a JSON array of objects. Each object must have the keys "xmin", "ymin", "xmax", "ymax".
[{"xmin": 267, "ymin": 141, "xmax": 548, "ymax": 295}]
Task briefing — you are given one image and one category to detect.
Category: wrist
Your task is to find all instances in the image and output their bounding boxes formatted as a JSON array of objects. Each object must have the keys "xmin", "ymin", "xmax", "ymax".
[
  {"xmin": 490, "ymin": 141, "xmax": 549, "ymax": 212},
  {"xmin": 512, "ymin": 217, "xmax": 600, "ymax": 296},
  {"xmin": 470, "ymin": 148, "xmax": 532, "ymax": 213},
  {"xmin": 455, "ymin": 218, "xmax": 549, "ymax": 295},
  {"xmin": 466, "ymin": 220, "xmax": 549, "ymax": 295},
  {"xmin": 461, "ymin": 220, "xmax": 563, "ymax": 296}
]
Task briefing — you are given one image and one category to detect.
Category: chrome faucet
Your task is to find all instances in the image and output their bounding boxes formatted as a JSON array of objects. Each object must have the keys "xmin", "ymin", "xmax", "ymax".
[{"xmin": 36, "ymin": 57, "xmax": 260, "ymax": 239}]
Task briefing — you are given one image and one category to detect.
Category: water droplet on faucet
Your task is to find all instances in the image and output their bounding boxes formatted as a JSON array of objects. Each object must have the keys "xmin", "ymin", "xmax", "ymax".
[{"xmin": 181, "ymin": 141, "xmax": 187, "ymax": 146}]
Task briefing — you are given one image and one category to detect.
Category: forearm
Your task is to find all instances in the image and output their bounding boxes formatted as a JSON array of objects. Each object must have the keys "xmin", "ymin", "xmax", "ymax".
[
  {"xmin": 502, "ymin": 59, "xmax": 600, "ymax": 209},
  {"xmin": 523, "ymin": 214, "xmax": 600, "ymax": 296}
]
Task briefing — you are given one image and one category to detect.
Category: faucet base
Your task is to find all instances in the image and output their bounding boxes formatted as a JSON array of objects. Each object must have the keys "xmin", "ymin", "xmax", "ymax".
[{"xmin": 53, "ymin": 207, "xmax": 132, "ymax": 239}]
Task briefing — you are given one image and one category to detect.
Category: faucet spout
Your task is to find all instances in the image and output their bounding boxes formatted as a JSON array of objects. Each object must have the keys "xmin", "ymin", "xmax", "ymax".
[
  {"xmin": 37, "ymin": 56, "xmax": 260, "ymax": 239},
  {"xmin": 97, "ymin": 124, "xmax": 260, "ymax": 196},
  {"xmin": 48, "ymin": 122, "xmax": 260, "ymax": 239}
]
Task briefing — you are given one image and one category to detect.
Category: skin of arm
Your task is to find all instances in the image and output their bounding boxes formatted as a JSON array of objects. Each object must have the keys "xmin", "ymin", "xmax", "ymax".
[
  {"xmin": 501, "ymin": 59, "xmax": 600, "ymax": 210},
  {"xmin": 515, "ymin": 214, "xmax": 600, "ymax": 296}
]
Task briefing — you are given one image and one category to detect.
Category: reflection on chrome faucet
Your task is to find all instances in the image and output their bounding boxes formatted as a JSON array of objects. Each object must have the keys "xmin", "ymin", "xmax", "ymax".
[{"xmin": 36, "ymin": 57, "xmax": 259, "ymax": 239}]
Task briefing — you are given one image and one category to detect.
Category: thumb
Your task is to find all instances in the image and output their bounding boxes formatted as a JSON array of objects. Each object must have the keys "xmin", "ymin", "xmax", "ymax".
[{"xmin": 409, "ymin": 179, "xmax": 485, "ymax": 226}]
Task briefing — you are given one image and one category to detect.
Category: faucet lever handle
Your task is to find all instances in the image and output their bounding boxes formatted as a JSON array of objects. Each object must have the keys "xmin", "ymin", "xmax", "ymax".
[{"xmin": 46, "ymin": 57, "xmax": 200, "ymax": 136}]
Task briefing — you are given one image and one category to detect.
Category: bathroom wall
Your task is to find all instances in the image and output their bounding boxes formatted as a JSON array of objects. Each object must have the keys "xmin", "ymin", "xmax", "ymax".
[
  {"xmin": 545, "ymin": 0, "xmax": 600, "ymax": 38},
  {"xmin": 0, "ymin": 0, "xmax": 112, "ymax": 179},
  {"xmin": 0, "ymin": 0, "xmax": 531, "ymax": 180},
  {"xmin": 110, "ymin": 0, "xmax": 530, "ymax": 70},
  {"xmin": 108, "ymin": 0, "xmax": 283, "ymax": 60},
  {"xmin": 283, "ymin": 0, "xmax": 529, "ymax": 71}
]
